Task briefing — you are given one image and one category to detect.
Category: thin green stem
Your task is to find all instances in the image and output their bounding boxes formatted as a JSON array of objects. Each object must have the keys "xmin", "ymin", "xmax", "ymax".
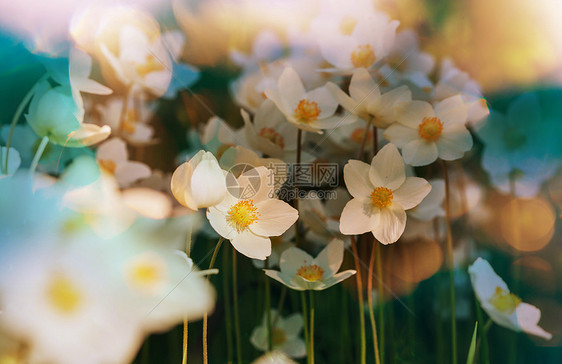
[
  {"xmin": 4, "ymin": 74, "xmax": 47, "ymax": 174},
  {"xmin": 441, "ymin": 160, "xmax": 457, "ymax": 364},
  {"xmin": 203, "ymin": 237, "xmax": 224, "ymax": 364},
  {"xmin": 300, "ymin": 291, "xmax": 310, "ymax": 363},
  {"xmin": 367, "ymin": 242, "xmax": 381, "ymax": 364},
  {"xmin": 475, "ymin": 300, "xmax": 490, "ymax": 364},
  {"xmin": 232, "ymin": 249, "xmax": 242, "ymax": 364},
  {"xmin": 309, "ymin": 290, "xmax": 315, "ymax": 364},
  {"xmin": 272, "ymin": 286, "xmax": 287, "ymax": 327},
  {"xmin": 223, "ymin": 246, "xmax": 233, "ymax": 364},
  {"xmin": 375, "ymin": 243, "xmax": 385, "ymax": 363},
  {"xmin": 265, "ymin": 260, "xmax": 272, "ymax": 351},
  {"xmin": 181, "ymin": 317, "xmax": 188, "ymax": 364},
  {"xmin": 351, "ymin": 236, "xmax": 366, "ymax": 364},
  {"xmin": 357, "ymin": 120, "xmax": 370, "ymax": 160},
  {"xmin": 29, "ymin": 136, "xmax": 49, "ymax": 175},
  {"xmin": 294, "ymin": 129, "xmax": 303, "ymax": 245}
]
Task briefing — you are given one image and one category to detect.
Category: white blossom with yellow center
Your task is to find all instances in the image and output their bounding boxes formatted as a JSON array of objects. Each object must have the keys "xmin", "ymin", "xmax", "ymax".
[
  {"xmin": 207, "ymin": 166, "xmax": 298, "ymax": 260},
  {"xmin": 265, "ymin": 67, "xmax": 356, "ymax": 133},
  {"xmin": 264, "ymin": 239, "xmax": 356, "ymax": 291},
  {"xmin": 469, "ymin": 258, "xmax": 552, "ymax": 340},
  {"xmin": 339, "ymin": 144, "xmax": 432, "ymax": 244},
  {"xmin": 250, "ymin": 309, "xmax": 306, "ymax": 359},
  {"xmin": 384, "ymin": 95, "xmax": 473, "ymax": 166}
]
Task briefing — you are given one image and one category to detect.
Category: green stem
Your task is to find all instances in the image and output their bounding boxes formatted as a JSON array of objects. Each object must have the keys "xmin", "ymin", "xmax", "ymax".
[
  {"xmin": 294, "ymin": 129, "xmax": 303, "ymax": 245},
  {"xmin": 265, "ymin": 260, "xmax": 272, "ymax": 351},
  {"xmin": 309, "ymin": 290, "xmax": 315, "ymax": 364},
  {"xmin": 375, "ymin": 243, "xmax": 385, "ymax": 363},
  {"xmin": 223, "ymin": 246, "xmax": 233, "ymax": 364},
  {"xmin": 181, "ymin": 317, "xmax": 188, "ymax": 364},
  {"xmin": 367, "ymin": 242, "xmax": 381, "ymax": 364},
  {"xmin": 441, "ymin": 160, "xmax": 457, "ymax": 364},
  {"xmin": 351, "ymin": 236, "xmax": 366, "ymax": 364},
  {"xmin": 301, "ymin": 291, "xmax": 310, "ymax": 362},
  {"xmin": 4, "ymin": 74, "xmax": 47, "ymax": 174},
  {"xmin": 29, "ymin": 136, "xmax": 49, "ymax": 175},
  {"xmin": 203, "ymin": 237, "xmax": 224, "ymax": 364},
  {"xmin": 232, "ymin": 249, "xmax": 242, "ymax": 364},
  {"xmin": 272, "ymin": 286, "xmax": 287, "ymax": 327},
  {"xmin": 475, "ymin": 300, "xmax": 491, "ymax": 364}
]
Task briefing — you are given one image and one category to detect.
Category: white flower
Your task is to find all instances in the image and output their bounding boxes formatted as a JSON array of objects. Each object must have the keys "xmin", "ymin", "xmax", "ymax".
[
  {"xmin": 408, "ymin": 179, "xmax": 445, "ymax": 221},
  {"xmin": 339, "ymin": 143, "xmax": 431, "ymax": 244},
  {"xmin": 383, "ymin": 95, "xmax": 472, "ymax": 166},
  {"xmin": 171, "ymin": 150, "xmax": 228, "ymax": 210},
  {"xmin": 264, "ymin": 239, "xmax": 355, "ymax": 290},
  {"xmin": 0, "ymin": 146, "xmax": 21, "ymax": 178},
  {"xmin": 265, "ymin": 67, "xmax": 355, "ymax": 133},
  {"xmin": 252, "ymin": 350, "xmax": 297, "ymax": 364},
  {"xmin": 469, "ymin": 258, "xmax": 552, "ymax": 340},
  {"xmin": 327, "ymin": 68, "xmax": 411, "ymax": 128},
  {"xmin": 206, "ymin": 166, "xmax": 298, "ymax": 260},
  {"xmin": 250, "ymin": 310, "xmax": 306, "ymax": 359},
  {"xmin": 96, "ymin": 138, "xmax": 151, "ymax": 188}
]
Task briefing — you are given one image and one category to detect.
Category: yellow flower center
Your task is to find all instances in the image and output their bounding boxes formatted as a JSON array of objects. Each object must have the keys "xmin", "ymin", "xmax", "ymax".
[
  {"xmin": 351, "ymin": 44, "xmax": 376, "ymax": 69},
  {"xmin": 296, "ymin": 264, "xmax": 324, "ymax": 282},
  {"xmin": 418, "ymin": 116, "xmax": 444, "ymax": 142},
  {"xmin": 122, "ymin": 110, "xmax": 137, "ymax": 134},
  {"xmin": 47, "ymin": 274, "xmax": 82, "ymax": 314},
  {"xmin": 294, "ymin": 99, "xmax": 321, "ymax": 124},
  {"xmin": 126, "ymin": 254, "xmax": 167, "ymax": 294},
  {"xmin": 350, "ymin": 127, "xmax": 372, "ymax": 144},
  {"xmin": 489, "ymin": 286, "xmax": 521, "ymax": 314},
  {"xmin": 339, "ymin": 16, "xmax": 358, "ymax": 35},
  {"xmin": 98, "ymin": 159, "xmax": 117, "ymax": 174},
  {"xmin": 227, "ymin": 199, "xmax": 259, "ymax": 232},
  {"xmin": 370, "ymin": 187, "xmax": 393, "ymax": 208},
  {"xmin": 259, "ymin": 127, "xmax": 285, "ymax": 149},
  {"xmin": 272, "ymin": 328, "xmax": 287, "ymax": 346},
  {"xmin": 0, "ymin": 354, "xmax": 19, "ymax": 364},
  {"xmin": 136, "ymin": 54, "xmax": 166, "ymax": 78}
]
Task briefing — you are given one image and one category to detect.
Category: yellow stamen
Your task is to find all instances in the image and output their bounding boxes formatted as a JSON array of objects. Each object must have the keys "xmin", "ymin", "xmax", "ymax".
[
  {"xmin": 370, "ymin": 187, "xmax": 393, "ymax": 208},
  {"xmin": 136, "ymin": 54, "xmax": 166, "ymax": 78},
  {"xmin": 272, "ymin": 328, "xmax": 287, "ymax": 346},
  {"xmin": 122, "ymin": 110, "xmax": 137, "ymax": 134},
  {"xmin": 297, "ymin": 264, "xmax": 324, "ymax": 282},
  {"xmin": 418, "ymin": 116, "xmax": 443, "ymax": 142},
  {"xmin": 351, "ymin": 44, "xmax": 376, "ymax": 69},
  {"xmin": 489, "ymin": 286, "xmax": 521, "ymax": 314},
  {"xmin": 294, "ymin": 99, "xmax": 320, "ymax": 124},
  {"xmin": 259, "ymin": 127, "xmax": 285, "ymax": 149},
  {"xmin": 350, "ymin": 127, "xmax": 372, "ymax": 144},
  {"xmin": 47, "ymin": 274, "xmax": 82, "ymax": 314},
  {"xmin": 98, "ymin": 159, "xmax": 117, "ymax": 174},
  {"xmin": 126, "ymin": 254, "xmax": 167, "ymax": 293},
  {"xmin": 227, "ymin": 199, "xmax": 259, "ymax": 232}
]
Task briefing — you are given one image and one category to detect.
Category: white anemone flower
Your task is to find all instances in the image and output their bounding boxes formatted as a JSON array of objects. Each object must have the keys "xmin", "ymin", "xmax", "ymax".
[
  {"xmin": 171, "ymin": 150, "xmax": 228, "ymax": 210},
  {"xmin": 383, "ymin": 95, "xmax": 472, "ymax": 166},
  {"xmin": 252, "ymin": 350, "xmax": 297, "ymax": 364},
  {"xmin": 327, "ymin": 68, "xmax": 411, "ymax": 128},
  {"xmin": 265, "ymin": 67, "xmax": 356, "ymax": 133},
  {"xmin": 206, "ymin": 166, "xmax": 298, "ymax": 260},
  {"xmin": 264, "ymin": 239, "xmax": 356, "ymax": 290},
  {"xmin": 250, "ymin": 310, "xmax": 306, "ymax": 359},
  {"xmin": 339, "ymin": 144, "xmax": 431, "ymax": 244},
  {"xmin": 469, "ymin": 258, "xmax": 552, "ymax": 340},
  {"xmin": 96, "ymin": 138, "xmax": 151, "ymax": 188}
]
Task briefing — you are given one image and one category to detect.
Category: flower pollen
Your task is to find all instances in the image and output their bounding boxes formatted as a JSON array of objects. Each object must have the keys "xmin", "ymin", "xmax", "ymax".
[
  {"xmin": 227, "ymin": 199, "xmax": 259, "ymax": 232},
  {"xmin": 351, "ymin": 44, "xmax": 376, "ymax": 69},
  {"xmin": 259, "ymin": 127, "xmax": 285, "ymax": 149},
  {"xmin": 418, "ymin": 116, "xmax": 443, "ymax": 142},
  {"xmin": 489, "ymin": 286, "xmax": 521, "ymax": 314},
  {"xmin": 136, "ymin": 54, "xmax": 166, "ymax": 77},
  {"xmin": 297, "ymin": 264, "xmax": 324, "ymax": 282},
  {"xmin": 47, "ymin": 274, "xmax": 82, "ymax": 314},
  {"xmin": 294, "ymin": 99, "xmax": 321, "ymax": 124},
  {"xmin": 272, "ymin": 328, "xmax": 287, "ymax": 346},
  {"xmin": 98, "ymin": 159, "xmax": 117, "ymax": 174},
  {"xmin": 370, "ymin": 187, "xmax": 393, "ymax": 208}
]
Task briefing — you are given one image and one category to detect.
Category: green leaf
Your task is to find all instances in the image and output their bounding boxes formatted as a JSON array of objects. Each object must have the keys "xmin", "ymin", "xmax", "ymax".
[{"xmin": 466, "ymin": 321, "xmax": 479, "ymax": 364}]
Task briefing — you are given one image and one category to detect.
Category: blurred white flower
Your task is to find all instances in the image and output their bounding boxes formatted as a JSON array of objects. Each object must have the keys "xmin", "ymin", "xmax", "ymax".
[
  {"xmin": 0, "ymin": 146, "xmax": 21, "ymax": 178},
  {"xmin": 469, "ymin": 257, "xmax": 552, "ymax": 340},
  {"xmin": 250, "ymin": 309, "xmax": 306, "ymax": 359},
  {"xmin": 96, "ymin": 138, "xmax": 151, "ymax": 188},
  {"xmin": 383, "ymin": 95, "xmax": 472, "ymax": 166},
  {"xmin": 252, "ymin": 350, "xmax": 298, "ymax": 364},
  {"xmin": 339, "ymin": 143, "xmax": 431, "ymax": 244},
  {"xmin": 264, "ymin": 239, "xmax": 355, "ymax": 291}
]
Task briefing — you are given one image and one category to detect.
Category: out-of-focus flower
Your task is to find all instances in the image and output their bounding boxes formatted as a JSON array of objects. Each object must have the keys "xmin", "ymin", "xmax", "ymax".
[
  {"xmin": 264, "ymin": 239, "xmax": 355, "ymax": 291},
  {"xmin": 265, "ymin": 67, "xmax": 355, "ymax": 133},
  {"xmin": 327, "ymin": 68, "xmax": 411, "ymax": 128},
  {"xmin": 252, "ymin": 350, "xmax": 298, "ymax": 364},
  {"xmin": 383, "ymin": 95, "xmax": 471, "ymax": 166},
  {"xmin": 207, "ymin": 166, "xmax": 298, "ymax": 260},
  {"xmin": 96, "ymin": 138, "xmax": 151, "ymax": 188},
  {"xmin": 299, "ymin": 190, "xmax": 349, "ymax": 246},
  {"xmin": 408, "ymin": 179, "xmax": 445, "ymax": 221},
  {"xmin": 476, "ymin": 91, "xmax": 562, "ymax": 197},
  {"xmin": 469, "ymin": 257, "xmax": 552, "ymax": 340},
  {"xmin": 171, "ymin": 150, "xmax": 227, "ymax": 211},
  {"xmin": 252, "ymin": 228, "xmax": 295, "ymax": 270},
  {"xmin": 250, "ymin": 309, "xmax": 306, "ymax": 359},
  {"xmin": 230, "ymin": 29, "xmax": 284, "ymax": 72},
  {"xmin": 0, "ymin": 146, "xmax": 21, "ymax": 178},
  {"xmin": 339, "ymin": 144, "xmax": 431, "ymax": 244}
]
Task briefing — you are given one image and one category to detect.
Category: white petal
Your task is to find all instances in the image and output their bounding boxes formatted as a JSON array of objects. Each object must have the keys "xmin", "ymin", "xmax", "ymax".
[
  {"xmin": 382, "ymin": 123, "xmax": 417, "ymax": 148},
  {"xmin": 468, "ymin": 258, "xmax": 509, "ymax": 302},
  {"xmin": 435, "ymin": 95, "xmax": 468, "ymax": 125},
  {"xmin": 206, "ymin": 207, "xmax": 237, "ymax": 239},
  {"xmin": 280, "ymin": 247, "xmax": 314, "ymax": 278},
  {"xmin": 516, "ymin": 303, "xmax": 552, "ymax": 340},
  {"xmin": 122, "ymin": 188, "xmax": 171, "ymax": 219},
  {"xmin": 191, "ymin": 159, "xmax": 228, "ymax": 208},
  {"xmin": 307, "ymin": 86, "xmax": 338, "ymax": 118},
  {"xmin": 279, "ymin": 338, "xmax": 307, "ymax": 358},
  {"xmin": 313, "ymin": 239, "xmax": 345, "ymax": 276},
  {"xmin": 395, "ymin": 100, "xmax": 434, "ymax": 128},
  {"xmin": 436, "ymin": 124, "xmax": 473, "ymax": 161},
  {"xmin": 277, "ymin": 67, "xmax": 306, "ymax": 111},
  {"xmin": 326, "ymin": 82, "xmax": 359, "ymax": 113},
  {"xmin": 264, "ymin": 270, "xmax": 301, "ymax": 290},
  {"xmin": 343, "ymin": 160, "xmax": 373, "ymax": 198},
  {"xmin": 339, "ymin": 198, "xmax": 380, "ymax": 235},
  {"xmin": 230, "ymin": 229, "xmax": 271, "ymax": 260},
  {"xmin": 320, "ymin": 270, "xmax": 357, "ymax": 290},
  {"xmin": 115, "ymin": 162, "xmax": 151, "ymax": 187},
  {"xmin": 282, "ymin": 313, "xmax": 304, "ymax": 337},
  {"xmin": 67, "ymin": 123, "xmax": 111, "ymax": 147},
  {"xmin": 369, "ymin": 143, "xmax": 405, "ymax": 190},
  {"xmin": 251, "ymin": 199, "xmax": 299, "ymax": 237},
  {"xmin": 170, "ymin": 162, "xmax": 192, "ymax": 208},
  {"xmin": 349, "ymin": 68, "xmax": 380, "ymax": 106},
  {"xmin": 97, "ymin": 138, "xmax": 127, "ymax": 163},
  {"xmin": 393, "ymin": 177, "xmax": 431, "ymax": 210},
  {"xmin": 372, "ymin": 204, "xmax": 406, "ymax": 244},
  {"xmin": 402, "ymin": 139, "xmax": 438, "ymax": 166}
]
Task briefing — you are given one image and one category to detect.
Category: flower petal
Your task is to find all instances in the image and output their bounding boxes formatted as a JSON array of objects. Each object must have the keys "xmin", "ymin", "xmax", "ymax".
[
  {"xmin": 383, "ymin": 123, "xmax": 418, "ymax": 148},
  {"xmin": 340, "ymin": 198, "xmax": 380, "ymax": 235},
  {"xmin": 435, "ymin": 95, "xmax": 468, "ymax": 125},
  {"xmin": 230, "ymin": 229, "xmax": 271, "ymax": 260},
  {"xmin": 393, "ymin": 177, "xmax": 431, "ymax": 210},
  {"xmin": 516, "ymin": 303, "xmax": 552, "ymax": 340},
  {"xmin": 313, "ymin": 239, "xmax": 344, "ymax": 276},
  {"xmin": 344, "ymin": 160, "xmax": 372, "ymax": 198},
  {"xmin": 280, "ymin": 247, "xmax": 314, "ymax": 278},
  {"xmin": 369, "ymin": 143, "xmax": 405, "ymax": 190},
  {"xmin": 372, "ymin": 204, "xmax": 406, "ymax": 244},
  {"xmin": 394, "ymin": 100, "xmax": 434, "ymax": 128},
  {"xmin": 251, "ymin": 199, "xmax": 299, "ymax": 237},
  {"xmin": 277, "ymin": 67, "xmax": 306, "ymax": 111},
  {"xmin": 206, "ymin": 207, "xmax": 237, "ymax": 239},
  {"xmin": 437, "ymin": 124, "xmax": 473, "ymax": 161},
  {"xmin": 307, "ymin": 86, "xmax": 338, "ymax": 118},
  {"xmin": 402, "ymin": 139, "xmax": 438, "ymax": 166}
]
